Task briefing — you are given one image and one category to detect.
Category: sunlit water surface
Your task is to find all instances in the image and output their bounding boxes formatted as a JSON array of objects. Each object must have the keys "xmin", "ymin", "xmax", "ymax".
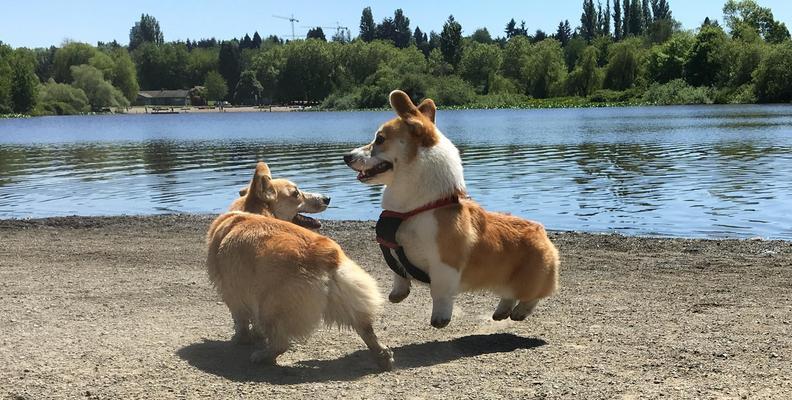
[{"xmin": 1, "ymin": 105, "xmax": 791, "ymax": 239}]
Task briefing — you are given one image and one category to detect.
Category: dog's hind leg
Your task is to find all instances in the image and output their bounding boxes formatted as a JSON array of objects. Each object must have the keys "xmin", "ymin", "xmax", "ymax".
[
  {"xmin": 226, "ymin": 303, "xmax": 254, "ymax": 345},
  {"xmin": 249, "ymin": 324, "xmax": 290, "ymax": 365},
  {"xmin": 492, "ymin": 298, "xmax": 518, "ymax": 321},
  {"xmin": 388, "ymin": 272, "xmax": 411, "ymax": 303},
  {"xmin": 354, "ymin": 323, "xmax": 394, "ymax": 371},
  {"xmin": 510, "ymin": 299, "xmax": 540, "ymax": 321}
]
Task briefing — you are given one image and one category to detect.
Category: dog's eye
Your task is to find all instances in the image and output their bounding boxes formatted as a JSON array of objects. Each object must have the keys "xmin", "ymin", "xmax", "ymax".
[
  {"xmin": 291, "ymin": 189, "xmax": 300, "ymax": 198},
  {"xmin": 374, "ymin": 136, "xmax": 385, "ymax": 145}
]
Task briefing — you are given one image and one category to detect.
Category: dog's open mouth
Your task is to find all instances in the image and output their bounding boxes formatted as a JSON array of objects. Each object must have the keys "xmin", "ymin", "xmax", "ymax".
[
  {"xmin": 357, "ymin": 161, "xmax": 393, "ymax": 181},
  {"xmin": 293, "ymin": 213, "xmax": 322, "ymax": 229}
]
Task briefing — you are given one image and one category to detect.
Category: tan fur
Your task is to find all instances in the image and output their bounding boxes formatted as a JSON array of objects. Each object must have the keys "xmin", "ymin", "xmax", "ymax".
[
  {"xmin": 434, "ymin": 200, "xmax": 559, "ymax": 301},
  {"xmin": 206, "ymin": 163, "xmax": 393, "ymax": 370}
]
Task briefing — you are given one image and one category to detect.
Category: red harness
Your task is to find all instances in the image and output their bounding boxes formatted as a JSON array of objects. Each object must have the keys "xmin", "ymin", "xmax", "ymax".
[{"xmin": 375, "ymin": 195, "xmax": 461, "ymax": 283}]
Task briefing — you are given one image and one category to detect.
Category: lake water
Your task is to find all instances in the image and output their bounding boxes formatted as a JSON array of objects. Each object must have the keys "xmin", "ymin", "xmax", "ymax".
[{"xmin": 1, "ymin": 105, "xmax": 791, "ymax": 239}]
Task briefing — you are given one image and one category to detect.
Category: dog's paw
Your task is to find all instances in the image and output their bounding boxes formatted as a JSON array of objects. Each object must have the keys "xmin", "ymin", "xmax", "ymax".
[
  {"xmin": 388, "ymin": 289, "xmax": 410, "ymax": 303},
  {"xmin": 430, "ymin": 316, "xmax": 451, "ymax": 328},
  {"xmin": 492, "ymin": 310, "xmax": 511, "ymax": 321},
  {"xmin": 374, "ymin": 347, "xmax": 395, "ymax": 371},
  {"xmin": 249, "ymin": 350, "xmax": 277, "ymax": 365},
  {"xmin": 509, "ymin": 299, "xmax": 539, "ymax": 321},
  {"xmin": 231, "ymin": 331, "xmax": 254, "ymax": 345}
]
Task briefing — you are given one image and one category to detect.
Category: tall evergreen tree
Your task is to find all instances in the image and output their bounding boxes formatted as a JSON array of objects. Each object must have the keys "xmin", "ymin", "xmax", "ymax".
[
  {"xmin": 306, "ymin": 27, "xmax": 327, "ymax": 41},
  {"xmin": 440, "ymin": 15, "xmax": 463, "ymax": 67},
  {"xmin": 218, "ymin": 41, "xmax": 240, "ymax": 99},
  {"xmin": 252, "ymin": 32, "xmax": 262, "ymax": 49},
  {"xmin": 613, "ymin": 0, "xmax": 623, "ymax": 40},
  {"xmin": 651, "ymin": 0, "xmax": 671, "ymax": 21},
  {"xmin": 359, "ymin": 7, "xmax": 376, "ymax": 42},
  {"xmin": 393, "ymin": 9, "xmax": 412, "ymax": 48},
  {"xmin": 414, "ymin": 27, "xmax": 430, "ymax": 56},
  {"xmin": 622, "ymin": 0, "xmax": 631, "ymax": 37},
  {"xmin": 376, "ymin": 17, "xmax": 397, "ymax": 43},
  {"xmin": 642, "ymin": 0, "xmax": 653, "ymax": 30},
  {"xmin": 505, "ymin": 18, "xmax": 517, "ymax": 39},
  {"xmin": 629, "ymin": 0, "xmax": 643, "ymax": 35},
  {"xmin": 602, "ymin": 0, "xmax": 612, "ymax": 37},
  {"xmin": 556, "ymin": 20, "xmax": 573, "ymax": 46},
  {"xmin": 581, "ymin": 0, "xmax": 598, "ymax": 41},
  {"xmin": 129, "ymin": 14, "xmax": 164, "ymax": 50},
  {"xmin": 240, "ymin": 34, "xmax": 253, "ymax": 49}
]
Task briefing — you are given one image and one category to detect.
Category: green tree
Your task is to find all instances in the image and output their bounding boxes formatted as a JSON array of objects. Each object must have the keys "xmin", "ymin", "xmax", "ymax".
[
  {"xmin": 218, "ymin": 41, "xmax": 241, "ymax": 97},
  {"xmin": 9, "ymin": 50, "xmax": 39, "ymax": 113},
  {"xmin": 53, "ymin": 42, "xmax": 96, "ymax": 83},
  {"xmin": 564, "ymin": 36, "xmax": 588, "ymax": 71},
  {"xmin": 613, "ymin": 0, "xmax": 623, "ymax": 40},
  {"xmin": 459, "ymin": 42, "xmax": 502, "ymax": 94},
  {"xmin": 393, "ymin": 9, "xmax": 412, "ymax": 48},
  {"xmin": 129, "ymin": 14, "xmax": 164, "ymax": 50},
  {"xmin": 605, "ymin": 38, "xmax": 641, "ymax": 89},
  {"xmin": 581, "ymin": 0, "xmax": 598, "ymax": 42},
  {"xmin": 359, "ymin": 7, "xmax": 376, "ymax": 42},
  {"xmin": 252, "ymin": 32, "xmax": 263, "ymax": 49},
  {"xmin": 567, "ymin": 46, "xmax": 602, "ymax": 95},
  {"xmin": 723, "ymin": 0, "xmax": 790, "ymax": 43},
  {"xmin": 753, "ymin": 42, "xmax": 792, "ymax": 102},
  {"xmin": 440, "ymin": 15, "xmax": 463, "ymax": 67},
  {"xmin": 522, "ymin": 39, "xmax": 567, "ymax": 98},
  {"xmin": 685, "ymin": 24, "xmax": 727, "ymax": 87},
  {"xmin": 471, "ymin": 28, "xmax": 493, "ymax": 44},
  {"xmin": 35, "ymin": 79, "xmax": 90, "ymax": 115},
  {"xmin": 502, "ymin": 35, "xmax": 531, "ymax": 81},
  {"xmin": 555, "ymin": 20, "xmax": 573, "ymax": 46},
  {"xmin": 414, "ymin": 27, "xmax": 431, "ymax": 56},
  {"xmin": 132, "ymin": 42, "xmax": 189, "ymax": 89},
  {"xmin": 251, "ymin": 46, "xmax": 284, "ymax": 101},
  {"xmin": 70, "ymin": 64, "xmax": 129, "ymax": 111},
  {"xmin": 278, "ymin": 39, "xmax": 335, "ymax": 102},
  {"xmin": 234, "ymin": 70, "xmax": 263, "ymax": 104},
  {"xmin": 306, "ymin": 27, "xmax": 327, "ymax": 41},
  {"xmin": 0, "ymin": 44, "xmax": 13, "ymax": 113},
  {"xmin": 186, "ymin": 47, "xmax": 219, "ymax": 87},
  {"xmin": 646, "ymin": 32, "xmax": 693, "ymax": 83},
  {"xmin": 204, "ymin": 70, "xmax": 228, "ymax": 102}
]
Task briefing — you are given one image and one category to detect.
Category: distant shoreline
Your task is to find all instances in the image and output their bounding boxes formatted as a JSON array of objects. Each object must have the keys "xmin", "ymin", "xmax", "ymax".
[{"xmin": 3, "ymin": 101, "xmax": 789, "ymax": 119}]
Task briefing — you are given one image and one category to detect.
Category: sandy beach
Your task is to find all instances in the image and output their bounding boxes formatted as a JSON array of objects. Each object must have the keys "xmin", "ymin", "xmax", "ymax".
[{"xmin": 0, "ymin": 215, "xmax": 790, "ymax": 399}]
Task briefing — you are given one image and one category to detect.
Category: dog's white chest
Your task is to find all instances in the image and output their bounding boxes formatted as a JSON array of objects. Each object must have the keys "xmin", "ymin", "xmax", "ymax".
[{"xmin": 395, "ymin": 213, "xmax": 440, "ymax": 275}]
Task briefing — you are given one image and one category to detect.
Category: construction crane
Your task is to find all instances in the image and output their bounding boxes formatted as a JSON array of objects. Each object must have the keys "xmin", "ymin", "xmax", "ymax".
[{"xmin": 273, "ymin": 14, "xmax": 300, "ymax": 40}]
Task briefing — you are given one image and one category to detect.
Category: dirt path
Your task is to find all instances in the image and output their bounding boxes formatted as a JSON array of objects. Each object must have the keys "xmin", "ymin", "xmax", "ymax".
[{"xmin": 1, "ymin": 215, "xmax": 790, "ymax": 399}]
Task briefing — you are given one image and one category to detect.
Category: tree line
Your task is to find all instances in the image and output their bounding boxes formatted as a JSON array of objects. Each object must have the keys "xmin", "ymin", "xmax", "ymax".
[{"xmin": 1, "ymin": 0, "xmax": 791, "ymax": 116}]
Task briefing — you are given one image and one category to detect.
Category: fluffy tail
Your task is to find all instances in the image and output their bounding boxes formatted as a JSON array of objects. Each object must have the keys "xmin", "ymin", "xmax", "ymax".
[{"xmin": 323, "ymin": 257, "xmax": 384, "ymax": 329}]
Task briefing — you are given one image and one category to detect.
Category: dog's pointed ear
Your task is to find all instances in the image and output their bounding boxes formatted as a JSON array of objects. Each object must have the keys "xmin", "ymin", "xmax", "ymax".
[
  {"xmin": 250, "ymin": 162, "xmax": 276, "ymax": 202},
  {"xmin": 417, "ymin": 98, "xmax": 436, "ymax": 123},
  {"xmin": 389, "ymin": 90, "xmax": 419, "ymax": 120},
  {"xmin": 255, "ymin": 161, "xmax": 272, "ymax": 178}
]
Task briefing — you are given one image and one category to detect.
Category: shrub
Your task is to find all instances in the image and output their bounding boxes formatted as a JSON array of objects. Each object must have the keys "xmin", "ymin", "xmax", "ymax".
[
  {"xmin": 642, "ymin": 79, "xmax": 713, "ymax": 105},
  {"xmin": 425, "ymin": 76, "xmax": 476, "ymax": 106},
  {"xmin": 34, "ymin": 79, "xmax": 90, "ymax": 115}
]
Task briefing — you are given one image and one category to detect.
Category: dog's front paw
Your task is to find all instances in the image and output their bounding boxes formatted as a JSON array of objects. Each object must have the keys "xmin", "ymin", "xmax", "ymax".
[
  {"xmin": 388, "ymin": 288, "xmax": 410, "ymax": 303},
  {"xmin": 430, "ymin": 315, "xmax": 451, "ymax": 328}
]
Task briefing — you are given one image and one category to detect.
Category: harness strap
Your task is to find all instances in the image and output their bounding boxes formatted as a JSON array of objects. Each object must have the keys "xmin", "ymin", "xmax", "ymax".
[{"xmin": 375, "ymin": 195, "xmax": 461, "ymax": 284}]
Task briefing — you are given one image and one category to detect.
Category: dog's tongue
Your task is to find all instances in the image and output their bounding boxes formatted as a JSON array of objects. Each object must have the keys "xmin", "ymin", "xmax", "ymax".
[
  {"xmin": 293, "ymin": 214, "xmax": 322, "ymax": 230},
  {"xmin": 357, "ymin": 171, "xmax": 365, "ymax": 180}
]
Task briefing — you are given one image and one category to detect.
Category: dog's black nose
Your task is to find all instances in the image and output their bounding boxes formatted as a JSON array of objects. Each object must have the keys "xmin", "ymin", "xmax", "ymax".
[
  {"xmin": 343, "ymin": 154, "xmax": 353, "ymax": 165},
  {"xmin": 323, "ymin": 197, "xmax": 331, "ymax": 205}
]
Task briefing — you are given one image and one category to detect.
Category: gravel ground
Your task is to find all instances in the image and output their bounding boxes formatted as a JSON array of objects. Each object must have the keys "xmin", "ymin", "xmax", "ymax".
[{"xmin": 1, "ymin": 215, "xmax": 790, "ymax": 399}]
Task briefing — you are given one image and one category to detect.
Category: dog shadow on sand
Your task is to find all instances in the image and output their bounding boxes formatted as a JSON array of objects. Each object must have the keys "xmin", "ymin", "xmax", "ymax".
[{"xmin": 177, "ymin": 333, "xmax": 546, "ymax": 384}]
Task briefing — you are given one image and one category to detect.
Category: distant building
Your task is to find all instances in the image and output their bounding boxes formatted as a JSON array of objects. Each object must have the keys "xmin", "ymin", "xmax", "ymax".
[{"xmin": 135, "ymin": 90, "xmax": 191, "ymax": 106}]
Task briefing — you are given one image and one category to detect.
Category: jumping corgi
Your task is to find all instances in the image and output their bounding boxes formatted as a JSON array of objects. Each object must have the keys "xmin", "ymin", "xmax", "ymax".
[{"xmin": 344, "ymin": 91, "xmax": 559, "ymax": 328}]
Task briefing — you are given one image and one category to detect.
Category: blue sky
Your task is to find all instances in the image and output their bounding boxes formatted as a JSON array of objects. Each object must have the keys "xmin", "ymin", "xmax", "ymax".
[{"xmin": 1, "ymin": 0, "xmax": 791, "ymax": 48}]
